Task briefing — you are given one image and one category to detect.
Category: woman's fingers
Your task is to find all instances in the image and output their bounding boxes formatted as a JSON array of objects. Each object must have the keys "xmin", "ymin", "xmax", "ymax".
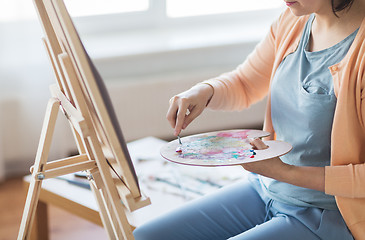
[
  {"xmin": 166, "ymin": 96, "xmax": 190, "ymax": 136},
  {"xmin": 166, "ymin": 97, "xmax": 179, "ymax": 128},
  {"xmin": 182, "ymin": 105, "xmax": 204, "ymax": 130},
  {"xmin": 166, "ymin": 84, "xmax": 213, "ymax": 135},
  {"xmin": 249, "ymin": 138, "xmax": 269, "ymax": 150},
  {"xmin": 174, "ymin": 99, "xmax": 189, "ymax": 135}
]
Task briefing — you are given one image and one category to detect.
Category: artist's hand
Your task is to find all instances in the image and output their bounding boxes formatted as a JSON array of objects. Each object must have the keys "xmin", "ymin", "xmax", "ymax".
[
  {"xmin": 242, "ymin": 137, "xmax": 289, "ymax": 178},
  {"xmin": 242, "ymin": 138, "xmax": 325, "ymax": 192},
  {"xmin": 241, "ymin": 156, "xmax": 289, "ymax": 177},
  {"xmin": 167, "ymin": 83, "xmax": 214, "ymax": 136}
]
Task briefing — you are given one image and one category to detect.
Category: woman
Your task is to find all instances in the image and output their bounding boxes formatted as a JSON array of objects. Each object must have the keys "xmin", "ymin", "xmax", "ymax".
[{"xmin": 134, "ymin": 0, "xmax": 365, "ymax": 239}]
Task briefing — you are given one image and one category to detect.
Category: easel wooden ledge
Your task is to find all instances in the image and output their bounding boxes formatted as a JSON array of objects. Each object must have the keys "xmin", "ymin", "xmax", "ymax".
[{"xmin": 17, "ymin": 0, "xmax": 150, "ymax": 239}]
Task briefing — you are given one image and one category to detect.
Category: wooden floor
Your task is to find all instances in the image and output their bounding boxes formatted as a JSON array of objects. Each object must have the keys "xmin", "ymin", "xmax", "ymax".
[{"xmin": 0, "ymin": 177, "xmax": 108, "ymax": 240}]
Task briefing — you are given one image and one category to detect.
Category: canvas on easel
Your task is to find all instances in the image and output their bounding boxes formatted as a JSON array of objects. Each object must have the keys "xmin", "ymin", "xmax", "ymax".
[{"xmin": 17, "ymin": 0, "xmax": 150, "ymax": 239}]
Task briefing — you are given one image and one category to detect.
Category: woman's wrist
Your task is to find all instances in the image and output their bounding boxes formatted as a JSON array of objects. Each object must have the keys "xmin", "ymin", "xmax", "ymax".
[
  {"xmin": 194, "ymin": 82, "xmax": 214, "ymax": 106},
  {"xmin": 280, "ymin": 164, "xmax": 325, "ymax": 192}
]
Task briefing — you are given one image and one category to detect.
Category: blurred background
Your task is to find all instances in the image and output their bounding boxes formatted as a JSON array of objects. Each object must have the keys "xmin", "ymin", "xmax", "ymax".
[{"xmin": 0, "ymin": 0, "xmax": 284, "ymax": 181}]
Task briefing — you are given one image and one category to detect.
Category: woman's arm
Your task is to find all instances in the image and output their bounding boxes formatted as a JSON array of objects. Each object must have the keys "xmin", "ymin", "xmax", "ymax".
[
  {"xmin": 166, "ymin": 18, "xmax": 279, "ymax": 136},
  {"xmin": 323, "ymin": 71, "xmax": 365, "ymax": 198},
  {"xmin": 202, "ymin": 22, "xmax": 278, "ymax": 111},
  {"xmin": 242, "ymin": 158, "xmax": 325, "ymax": 192}
]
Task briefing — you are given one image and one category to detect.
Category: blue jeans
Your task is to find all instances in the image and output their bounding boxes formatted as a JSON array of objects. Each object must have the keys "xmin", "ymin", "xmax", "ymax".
[{"xmin": 134, "ymin": 176, "xmax": 353, "ymax": 240}]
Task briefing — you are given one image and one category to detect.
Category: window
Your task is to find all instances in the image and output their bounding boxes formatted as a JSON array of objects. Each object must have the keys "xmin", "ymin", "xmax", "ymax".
[
  {"xmin": 64, "ymin": 0, "xmax": 149, "ymax": 17},
  {"xmin": 0, "ymin": 0, "xmax": 150, "ymax": 22},
  {"xmin": 0, "ymin": 0, "xmax": 283, "ymax": 28},
  {"xmin": 167, "ymin": 0, "xmax": 282, "ymax": 18}
]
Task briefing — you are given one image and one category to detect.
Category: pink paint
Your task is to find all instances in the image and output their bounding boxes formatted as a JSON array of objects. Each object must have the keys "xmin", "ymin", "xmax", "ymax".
[
  {"xmin": 217, "ymin": 132, "xmax": 234, "ymax": 138},
  {"xmin": 206, "ymin": 150, "xmax": 223, "ymax": 155},
  {"xmin": 217, "ymin": 130, "xmax": 248, "ymax": 140}
]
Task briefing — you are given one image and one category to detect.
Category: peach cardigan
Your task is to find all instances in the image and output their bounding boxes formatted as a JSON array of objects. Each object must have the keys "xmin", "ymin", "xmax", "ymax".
[{"xmin": 204, "ymin": 9, "xmax": 365, "ymax": 239}]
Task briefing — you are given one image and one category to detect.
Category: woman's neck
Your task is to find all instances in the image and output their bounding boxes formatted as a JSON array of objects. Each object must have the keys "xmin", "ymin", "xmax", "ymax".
[
  {"xmin": 315, "ymin": 1, "xmax": 363, "ymax": 30},
  {"xmin": 308, "ymin": 1, "xmax": 364, "ymax": 52}
]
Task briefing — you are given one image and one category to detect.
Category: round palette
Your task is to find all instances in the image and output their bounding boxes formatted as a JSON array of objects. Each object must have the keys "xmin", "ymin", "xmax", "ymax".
[{"xmin": 160, "ymin": 129, "xmax": 292, "ymax": 166}]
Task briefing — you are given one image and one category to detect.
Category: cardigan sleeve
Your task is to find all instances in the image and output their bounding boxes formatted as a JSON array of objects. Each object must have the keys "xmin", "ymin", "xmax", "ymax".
[
  {"xmin": 325, "ymin": 74, "xmax": 365, "ymax": 198},
  {"xmin": 325, "ymin": 164, "xmax": 365, "ymax": 198},
  {"xmin": 202, "ymin": 14, "xmax": 280, "ymax": 111}
]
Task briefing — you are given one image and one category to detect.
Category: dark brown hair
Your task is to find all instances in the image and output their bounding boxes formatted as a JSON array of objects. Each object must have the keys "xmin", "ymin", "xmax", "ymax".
[{"xmin": 332, "ymin": 0, "xmax": 355, "ymax": 16}]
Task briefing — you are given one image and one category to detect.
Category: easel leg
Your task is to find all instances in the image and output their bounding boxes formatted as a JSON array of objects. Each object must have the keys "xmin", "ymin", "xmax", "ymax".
[
  {"xmin": 89, "ymin": 172, "xmax": 117, "ymax": 240},
  {"xmin": 87, "ymin": 136, "xmax": 135, "ymax": 240},
  {"xmin": 30, "ymin": 201, "xmax": 49, "ymax": 240},
  {"xmin": 18, "ymin": 98, "xmax": 60, "ymax": 240},
  {"xmin": 99, "ymin": 187, "xmax": 125, "ymax": 240}
]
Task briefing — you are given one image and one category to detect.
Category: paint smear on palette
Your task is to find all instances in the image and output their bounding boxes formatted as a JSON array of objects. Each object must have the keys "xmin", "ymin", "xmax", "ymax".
[{"xmin": 177, "ymin": 130, "xmax": 253, "ymax": 162}]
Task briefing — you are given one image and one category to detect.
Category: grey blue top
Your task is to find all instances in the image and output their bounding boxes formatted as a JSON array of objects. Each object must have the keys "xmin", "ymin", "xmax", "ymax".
[{"xmin": 259, "ymin": 14, "xmax": 358, "ymax": 210}]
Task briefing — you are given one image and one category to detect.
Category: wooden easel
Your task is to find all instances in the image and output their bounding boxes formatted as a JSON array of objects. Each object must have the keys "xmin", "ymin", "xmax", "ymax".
[{"xmin": 17, "ymin": 0, "xmax": 150, "ymax": 239}]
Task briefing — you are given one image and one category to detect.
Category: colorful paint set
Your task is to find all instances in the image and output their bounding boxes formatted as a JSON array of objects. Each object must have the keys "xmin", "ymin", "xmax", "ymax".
[{"xmin": 175, "ymin": 130, "xmax": 256, "ymax": 161}]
